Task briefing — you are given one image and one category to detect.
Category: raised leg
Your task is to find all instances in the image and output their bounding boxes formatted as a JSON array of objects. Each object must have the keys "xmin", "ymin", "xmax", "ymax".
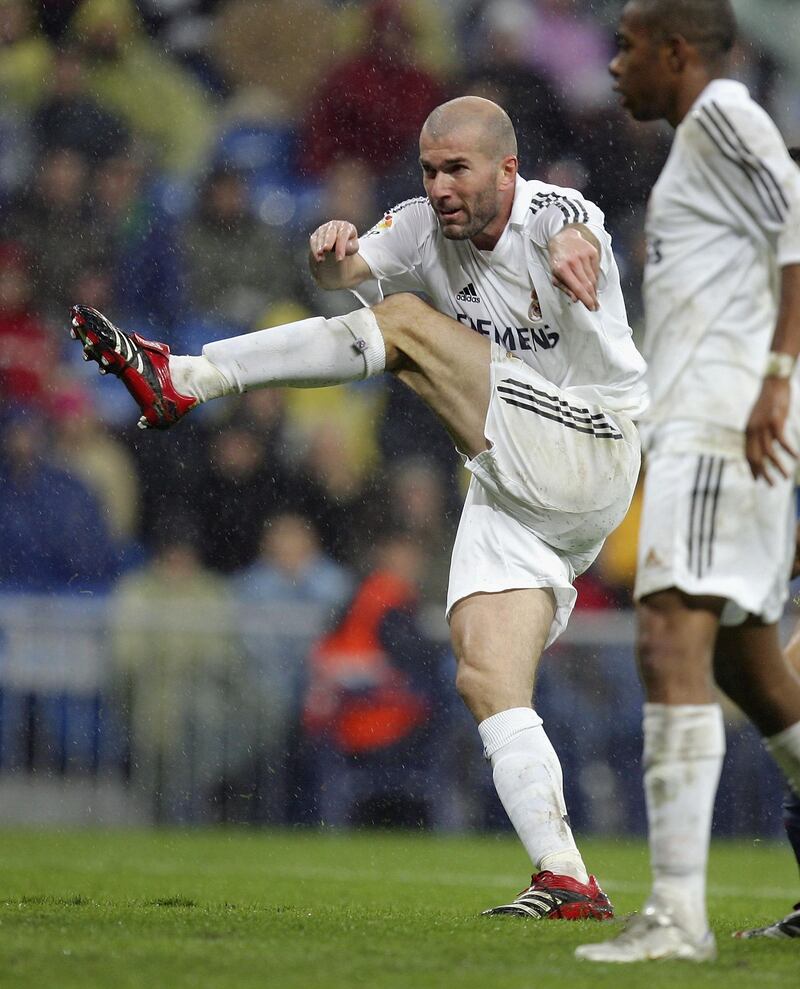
[{"xmin": 372, "ymin": 294, "xmax": 492, "ymax": 458}]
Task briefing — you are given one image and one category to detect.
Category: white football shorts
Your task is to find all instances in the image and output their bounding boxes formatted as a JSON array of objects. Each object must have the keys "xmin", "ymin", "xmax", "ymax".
[
  {"xmin": 634, "ymin": 433, "xmax": 796, "ymax": 625},
  {"xmin": 447, "ymin": 345, "xmax": 641, "ymax": 647}
]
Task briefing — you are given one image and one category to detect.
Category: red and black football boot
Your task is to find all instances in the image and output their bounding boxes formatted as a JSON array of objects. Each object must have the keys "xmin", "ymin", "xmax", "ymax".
[
  {"xmin": 482, "ymin": 871, "xmax": 614, "ymax": 920},
  {"xmin": 69, "ymin": 305, "xmax": 196, "ymax": 430}
]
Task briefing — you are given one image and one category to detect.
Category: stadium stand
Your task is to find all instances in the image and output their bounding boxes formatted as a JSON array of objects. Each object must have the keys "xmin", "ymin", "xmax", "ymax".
[{"xmin": 0, "ymin": 0, "xmax": 797, "ymax": 833}]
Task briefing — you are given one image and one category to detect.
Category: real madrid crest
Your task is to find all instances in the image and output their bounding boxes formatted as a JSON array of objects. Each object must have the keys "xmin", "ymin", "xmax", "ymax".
[{"xmin": 528, "ymin": 288, "xmax": 542, "ymax": 322}]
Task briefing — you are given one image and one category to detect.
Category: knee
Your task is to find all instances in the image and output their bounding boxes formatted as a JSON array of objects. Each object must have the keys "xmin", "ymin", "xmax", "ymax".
[
  {"xmin": 374, "ymin": 293, "xmax": 429, "ymax": 321},
  {"xmin": 716, "ymin": 651, "xmax": 800, "ymax": 735},
  {"xmin": 372, "ymin": 293, "xmax": 432, "ymax": 350},
  {"xmin": 636, "ymin": 620, "xmax": 699, "ymax": 697},
  {"xmin": 712, "ymin": 658, "xmax": 740, "ymax": 702},
  {"xmin": 636, "ymin": 605, "xmax": 715, "ymax": 702},
  {"xmin": 636, "ymin": 621, "xmax": 672, "ymax": 693}
]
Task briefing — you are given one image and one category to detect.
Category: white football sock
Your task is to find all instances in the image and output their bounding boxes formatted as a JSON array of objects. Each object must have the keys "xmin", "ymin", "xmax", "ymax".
[
  {"xmin": 643, "ymin": 703, "xmax": 726, "ymax": 934},
  {"xmin": 169, "ymin": 354, "xmax": 231, "ymax": 403},
  {"xmin": 168, "ymin": 309, "xmax": 387, "ymax": 403},
  {"xmin": 479, "ymin": 707, "xmax": 589, "ymax": 884},
  {"xmin": 766, "ymin": 720, "xmax": 800, "ymax": 796}
]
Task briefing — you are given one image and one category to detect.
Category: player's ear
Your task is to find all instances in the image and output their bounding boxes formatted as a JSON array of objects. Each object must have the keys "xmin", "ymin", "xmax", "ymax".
[
  {"xmin": 665, "ymin": 34, "xmax": 690, "ymax": 72},
  {"xmin": 499, "ymin": 155, "xmax": 518, "ymax": 188}
]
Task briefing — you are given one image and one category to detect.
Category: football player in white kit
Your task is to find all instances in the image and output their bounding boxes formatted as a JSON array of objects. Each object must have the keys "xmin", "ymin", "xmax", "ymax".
[
  {"xmin": 69, "ymin": 97, "xmax": 648, "ymax": 920},
  {"xmin": 576, "ymin": 0, "xmax": 800, "ymax": 964},
  {"xmin": 735, "ymin": 147, "xmax": 800, "ymax": 943}
]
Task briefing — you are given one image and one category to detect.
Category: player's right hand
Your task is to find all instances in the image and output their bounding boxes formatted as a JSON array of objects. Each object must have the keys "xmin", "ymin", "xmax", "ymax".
[{"xmin": 309, "ymin": 220, "xmax": 359, "ymax": 263}]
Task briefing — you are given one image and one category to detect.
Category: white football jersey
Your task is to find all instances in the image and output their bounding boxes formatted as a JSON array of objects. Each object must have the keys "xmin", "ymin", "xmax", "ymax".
[
  {"xmin": 355, "ymin": 175, "xmax": 649, "ymax": 417},
  {"xmin": 641, "ymin": 79, "xmax": 800, "ymax": 437}
]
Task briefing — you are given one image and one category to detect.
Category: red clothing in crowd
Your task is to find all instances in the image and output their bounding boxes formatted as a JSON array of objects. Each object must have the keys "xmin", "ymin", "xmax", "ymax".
[
  {"xmin": 0, "ymin": 242, "xmax": 54, "ymax": 409},
  {"xmin": 301, "ymin": 3, "xmax": 444, "ymax": 178},
  {"xmin": 0, "ymin": 309, "xmax": 53, "ymax": 407},
  {"xmin": 304, "ymin": 568, "xmax": 429, "ymax": 753}
]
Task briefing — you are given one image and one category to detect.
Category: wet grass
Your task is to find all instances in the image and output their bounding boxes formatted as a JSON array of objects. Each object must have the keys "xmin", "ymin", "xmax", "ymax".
[{"xmin": 0, "ymin": 828, "xmax": 796, "ymax": 987}]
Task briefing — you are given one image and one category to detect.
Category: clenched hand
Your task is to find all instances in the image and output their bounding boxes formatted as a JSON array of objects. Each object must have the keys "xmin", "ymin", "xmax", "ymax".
[
  {"xmin": 547, "ymin": 225, "xmax": 600, "ymax": 312},
  {"xmin": 309, "ymin": 220, "xmax": 360, "ymax": 263}
]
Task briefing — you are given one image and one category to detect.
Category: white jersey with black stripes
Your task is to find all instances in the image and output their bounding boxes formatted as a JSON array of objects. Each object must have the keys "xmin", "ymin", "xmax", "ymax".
[
  {"xmin": 356, "ymin": 175, "xmax": 648, "ymax": 418},
  {"xmin": 640, "ymin": 78, "xmax": 800, "ymax": 440}
]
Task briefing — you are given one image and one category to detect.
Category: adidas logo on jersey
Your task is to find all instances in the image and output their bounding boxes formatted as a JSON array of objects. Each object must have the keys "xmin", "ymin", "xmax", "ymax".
[{"xmin": 456, "ymin": 282, "xmax": 481, "ymax": 304}]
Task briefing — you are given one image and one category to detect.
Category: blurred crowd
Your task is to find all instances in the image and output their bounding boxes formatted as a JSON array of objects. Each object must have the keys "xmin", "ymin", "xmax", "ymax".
[
  {"xmin": 0, "ymin": 0, "xmax": 713, "ymax": 599},
  {"xmin": 0, "ymin": 0, "xmax": 794, "ymax": 827},
  {"xmin": 1, "ymin": 0, "xmax": 794, "ymax": 623}
]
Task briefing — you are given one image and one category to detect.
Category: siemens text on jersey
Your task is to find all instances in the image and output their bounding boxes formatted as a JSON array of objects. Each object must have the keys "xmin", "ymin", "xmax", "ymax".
[{"xmin": 454, "ymin": 312, "xmax": 560, "ymax": 352}]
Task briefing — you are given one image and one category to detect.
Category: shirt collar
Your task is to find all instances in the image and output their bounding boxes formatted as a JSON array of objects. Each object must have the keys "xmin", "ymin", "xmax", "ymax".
[
  {"xmin": 688, "ymin": 77, "xmax": 749, "ymax": 116},
  {"xmin": 509, "ymin": 174, "xmax": 533, "ymax": 228}
]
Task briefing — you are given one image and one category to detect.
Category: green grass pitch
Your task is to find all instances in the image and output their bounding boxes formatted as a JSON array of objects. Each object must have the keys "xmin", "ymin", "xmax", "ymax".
[{"xmin": 0, "ymin": 828, "xmax": 797, "ymax": 988}]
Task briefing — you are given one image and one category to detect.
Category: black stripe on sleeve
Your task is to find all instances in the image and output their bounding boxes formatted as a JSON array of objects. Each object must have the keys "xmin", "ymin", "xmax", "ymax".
[
  {"xmin": 533, "ymin": 194, "xmax": 573, "ymax": 223},
  {"xmin": 563, "ymin": 197, "xmax": 581, "ymax": 223},
  {"xmin": 710, "ymin": 101, "xmax": 789, "ymax": 214},
  {"xmin": 566, "ymin": 197, "xmax": 589, "ymax": 224},
  {"xmin": 697, "ymin": 107, "xmax": 784, "ymax": 223},
  {"xmin": 540, "ymin": 193, "xmax": 578, "ymax": 223},
  {"xmin": 530, "ymin": 193, "xmax": 588, "ymax": 225}
]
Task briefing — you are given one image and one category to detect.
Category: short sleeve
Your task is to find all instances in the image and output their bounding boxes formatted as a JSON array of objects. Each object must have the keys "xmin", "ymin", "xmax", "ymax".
[
  {"xmin": 691, "ymin": 96, "xmax": 800, "ymax": 260},
  {"xmin": 527, "ymin": 188, "xmax": 613, "ymax": 276},
  {"xmin": 357, "ymin": 198, "xmax": 432, "ymax": 286},
  {"xmin": 777, "ymin": 167, "xmax": 800, "ymax": 267}
]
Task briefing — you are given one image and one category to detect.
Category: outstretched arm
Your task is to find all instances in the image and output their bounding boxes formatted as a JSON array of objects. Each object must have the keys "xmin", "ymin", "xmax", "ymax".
[
  {"xmin": 308, "ymin": 219, "xmax": 374, "ymax": 290},
  {"xmin": 547, "ymin": 223, "xmax": 601, "ymax": 312},
  {"xmin": 745, "ymin": 263, "xmax": 800, "ymax": 484}
]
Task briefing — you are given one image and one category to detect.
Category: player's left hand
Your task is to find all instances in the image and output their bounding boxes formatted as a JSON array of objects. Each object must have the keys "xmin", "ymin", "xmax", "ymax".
[
  {"xmin": 745, "ymin": 377, "xmax": 797, "ymax": 484},
  {"xmin": 547, "ymin": 226, "xmax": 600, "ymax": 311}
]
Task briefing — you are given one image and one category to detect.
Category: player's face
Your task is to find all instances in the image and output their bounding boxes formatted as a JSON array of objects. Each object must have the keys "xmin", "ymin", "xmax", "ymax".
[
  {"xmin": 419, "ymin": 128, "xmax": 509, "ymax": 243},
  {"xmin": 610, "ymin": 4, "xmax": 673, "ymax": 122}
]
